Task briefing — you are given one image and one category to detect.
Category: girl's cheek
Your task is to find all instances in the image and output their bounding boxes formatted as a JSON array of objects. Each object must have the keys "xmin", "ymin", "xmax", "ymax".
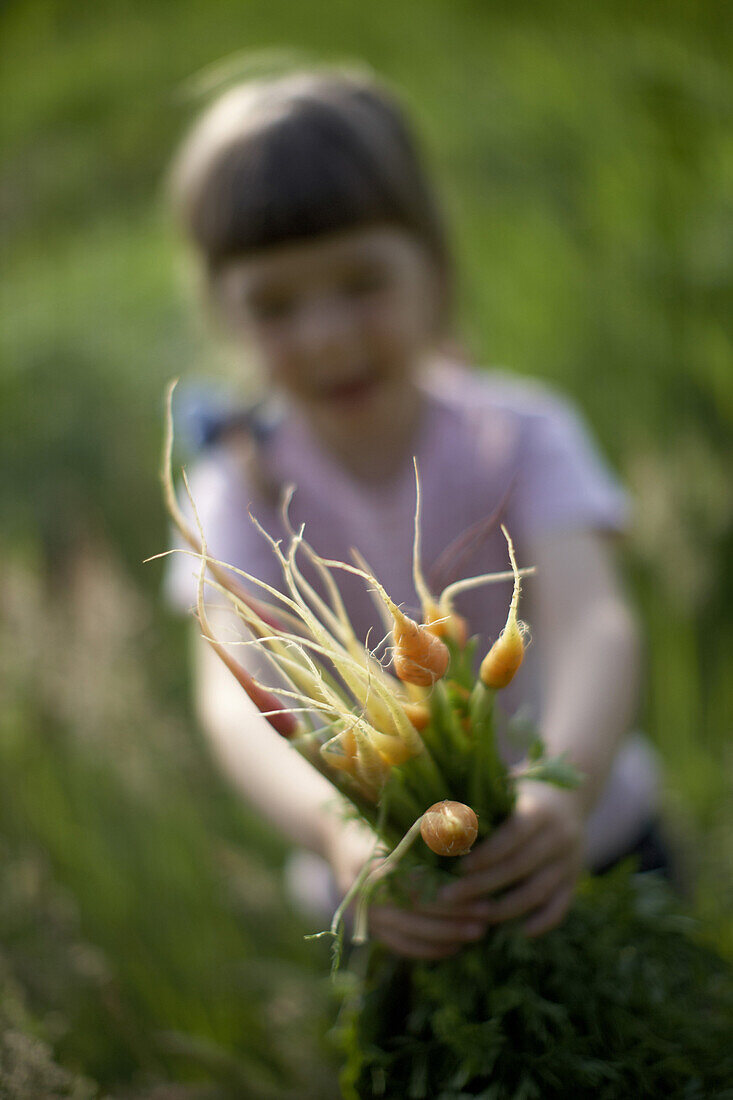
[
  {"xmin": 375, "ymin": 320, "xmax": 430, "ymax": 370},
  {"xmin": 381, "ymin": 295, "xmax": 433, "ymax": 348},
  {"xmin": 249, "ymin": 331, "xmax": 296, "ymax": 383},
  {"xmin": 267, "ymin": 361, "xmax": 302, "ymax": 396}
]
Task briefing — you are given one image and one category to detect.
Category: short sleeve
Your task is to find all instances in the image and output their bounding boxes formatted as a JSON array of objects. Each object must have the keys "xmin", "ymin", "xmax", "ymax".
[{"xmin": 510, "ymin": 393, "xmax": 630, "ymax": 540}]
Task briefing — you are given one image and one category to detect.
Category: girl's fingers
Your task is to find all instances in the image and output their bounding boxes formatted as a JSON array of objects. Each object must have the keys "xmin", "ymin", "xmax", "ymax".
[
  {"xmin": 477, "ymin": 860, "xmax": 569, "ymax": 924},
  {"xmin": 523, "ymin": 880, "xmax": 576, "ymax": 938},
  {"xmin": 371, "ymin": 905, "xmax": 486, "ymax": 947},
  {"xmin": 440, "ymin": 828, "xmax": 564, "ymax": 903},
  {"xmin": 461, "ymin": 784, "xmax": 583, "ymax": 878},
  {"xmin": 369, "ymin": 872, "xmax": 576, "ymax": 955},
  {"xmin": 419, "ymin": 899, "xmax": 495, "ymax": 920},
  {"xmin": 460, "ymin": 811, "xmax": 540, "ymax": 873},
  {"xmin": 373, "ymin": 932, "xmax": 462, "ymax": 960}
]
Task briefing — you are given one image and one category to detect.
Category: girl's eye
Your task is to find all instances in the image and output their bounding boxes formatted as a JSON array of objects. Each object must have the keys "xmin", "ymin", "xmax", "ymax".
[
  {"xmin": 248, "ymin": 293, "xmax": 296, "ymax": 323},
  {"xmin": 340, "ymin": 269, "xmax": 388, "ymax": 298}
]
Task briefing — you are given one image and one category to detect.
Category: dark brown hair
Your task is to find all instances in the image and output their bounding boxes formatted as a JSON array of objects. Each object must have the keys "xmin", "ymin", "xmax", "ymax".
[{"xmin": 170, "ymin": 68, "xmax": 452, "ymax": 304}]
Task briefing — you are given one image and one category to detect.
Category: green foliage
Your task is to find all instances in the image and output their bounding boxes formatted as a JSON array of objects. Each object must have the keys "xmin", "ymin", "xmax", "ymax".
[
  {"xmin": 341, "ymin": 871, "xmax": 733, "ymax": 1099},
  {"xmin": 0, "ymin": 552, "xmax": 338, "ymax": 1097},
  {"xmin": 515, "ymin": 751, "xmax": 582, "ymax": 790},
  {"xmin": 0, "ymin": 0, "xmax": 731, "ymax": 1093}
]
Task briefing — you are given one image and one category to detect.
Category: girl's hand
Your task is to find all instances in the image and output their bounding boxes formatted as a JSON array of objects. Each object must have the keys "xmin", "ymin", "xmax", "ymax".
[
  {"xmin": 323, "ymin": 817, "xmax": 494, "ymax": 960},
  {"xmin": 367, "ymin": 894, "xmax": 492, "ymax": 960},
  {"xmin": 437, "ymin": 780, "xmax": 584, "ymax": 938}
]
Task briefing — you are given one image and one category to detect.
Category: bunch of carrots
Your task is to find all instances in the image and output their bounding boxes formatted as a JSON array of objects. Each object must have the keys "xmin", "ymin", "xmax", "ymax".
[{"xmin": 156, "ymin": 382, "xmax": 572, "ymax": 951}]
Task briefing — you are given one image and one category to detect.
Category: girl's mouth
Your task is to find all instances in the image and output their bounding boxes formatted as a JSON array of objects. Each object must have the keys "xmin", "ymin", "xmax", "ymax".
[{"xmin": 316, "ymin": 373, "xmax": 381, "ymax": 406}]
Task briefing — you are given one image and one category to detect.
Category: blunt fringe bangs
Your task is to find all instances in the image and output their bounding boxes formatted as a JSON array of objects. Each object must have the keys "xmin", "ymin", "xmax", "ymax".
[{"xmin": 172, "ymin": 71, "xmax": 451, "ymax": 280}]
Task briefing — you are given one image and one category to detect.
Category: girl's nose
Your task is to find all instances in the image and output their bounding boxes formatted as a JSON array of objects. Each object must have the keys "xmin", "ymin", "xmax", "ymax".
[{"xmin": 295, "ymin": 294, "xmax": 356, "ymax": 359}]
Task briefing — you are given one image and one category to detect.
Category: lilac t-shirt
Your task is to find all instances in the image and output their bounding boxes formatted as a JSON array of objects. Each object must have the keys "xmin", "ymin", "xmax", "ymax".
[{"xmin": 165, "ymin": 364, "xmax": 658, "ymax": 867}]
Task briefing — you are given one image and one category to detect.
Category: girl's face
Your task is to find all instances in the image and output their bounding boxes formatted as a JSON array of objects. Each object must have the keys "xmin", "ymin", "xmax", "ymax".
[{"xmin": 214, "ymin": 226, "xmax": 441, "ymax": 436}]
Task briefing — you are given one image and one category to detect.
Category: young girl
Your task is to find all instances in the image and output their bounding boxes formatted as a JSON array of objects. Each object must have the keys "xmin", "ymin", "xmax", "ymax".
[{"xmin": 165, "ymin": 67, "xmax": 664, "ymax": 957}]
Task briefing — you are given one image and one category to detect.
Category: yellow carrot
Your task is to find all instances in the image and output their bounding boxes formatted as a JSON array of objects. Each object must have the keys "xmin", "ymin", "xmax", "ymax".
[
  {"xmin": 479, "ymin": 525, "xmax": 528, "ymax": 690},
  {"xmin": 320, "ymin": 728, "xmax": 358, "ymax": 773}
]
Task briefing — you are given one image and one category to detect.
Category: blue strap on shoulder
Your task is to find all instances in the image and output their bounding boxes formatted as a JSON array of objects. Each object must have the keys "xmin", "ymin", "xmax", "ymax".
[{"xmin": 173, "ymin": 380, "xmax": 278, "ymax": 454}]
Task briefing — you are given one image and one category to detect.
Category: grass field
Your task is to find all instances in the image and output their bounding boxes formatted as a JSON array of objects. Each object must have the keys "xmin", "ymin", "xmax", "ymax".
[{"xmin": 1, "ymin": 1, "xmax": 731, "ymax": 1095}]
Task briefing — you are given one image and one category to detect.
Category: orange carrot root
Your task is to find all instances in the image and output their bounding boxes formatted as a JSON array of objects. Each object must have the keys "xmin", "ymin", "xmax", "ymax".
[
  {"xmin": 424, "ymin": 601, "xmax": 469, "ymax": 647},
  {"xmin": 479, "ymin": 623, "xmax": 525, "ymax": 689},
  {"xmin": 392, "ymin": 613, "xmax": 450, "ymax": 687},
  {"xmin": 402, "ymin": 700, "xmax": 431, "ymax": 731},
  {"xmin": 479, "ymin": 525, "xmax": 527, "ymax": 691}
]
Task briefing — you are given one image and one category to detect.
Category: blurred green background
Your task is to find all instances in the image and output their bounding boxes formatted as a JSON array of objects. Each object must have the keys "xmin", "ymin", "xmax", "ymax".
[{"xmin": 1, "ymin": 1, "xmax": 731, "ymax": 1095}]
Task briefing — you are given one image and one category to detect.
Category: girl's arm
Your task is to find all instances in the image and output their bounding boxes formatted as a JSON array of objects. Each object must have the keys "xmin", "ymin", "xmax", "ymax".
[
  {"xmin": 437, "ymin": 528, "xmax": 642, "ymax": 936},
  {"xmin": 192, "ymin": 604, "xmax": 367, "ymax": 856},
  {"xmin": 526, "ymin": 527, "xmax": 642, "ymax": 813}
]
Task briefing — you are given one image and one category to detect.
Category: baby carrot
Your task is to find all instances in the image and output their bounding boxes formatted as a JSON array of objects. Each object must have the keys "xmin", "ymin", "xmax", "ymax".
[
  {"xmin": 402, "ymin": 700, "xmax": 431, "ymax": 731},
  {"xmin": 392, "ymin": 611, "xmax": 451, "ymax": 687},
  {"xmin": 479, "ymin": 525, "xmax": 528, "ymax": 691},
  {"xmin": 420, "ymin": 801, "xmax": 479, "ymax": 857},
  {"xmin": 424, "ymin": 600, "xmax": 469, "ymax": 647}
]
